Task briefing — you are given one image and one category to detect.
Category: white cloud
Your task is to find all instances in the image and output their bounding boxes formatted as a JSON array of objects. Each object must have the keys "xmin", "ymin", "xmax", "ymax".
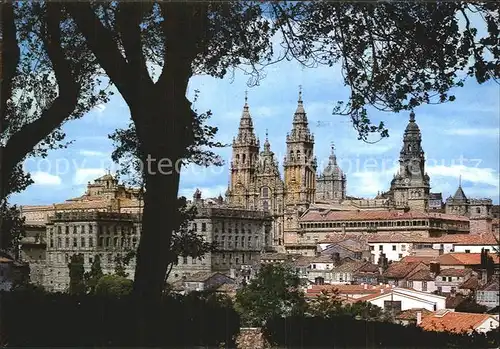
[
  {"xmin": 73, "ymin": 168, "xmax": 106, "ymax": 185},
  {"xmin": 443, "ymin": 128, "xmax": 500, "ymax": 137},
  {"xmin": 349, "ymin": 164, "xmax": 399, "ymax": 198},
  {"xmin": 31, "ymin": 171, "xmax": 62, "ymax": 186},
  {"xmin": 79, "ymin": 150, "xmax": 109, "ymax": 157},
  {"xmin": 427, "ymin": 164, "xmax": 499, "ymax": 188}
]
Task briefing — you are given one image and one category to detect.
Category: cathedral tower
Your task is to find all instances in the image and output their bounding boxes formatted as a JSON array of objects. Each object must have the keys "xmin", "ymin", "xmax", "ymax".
[
  {"xmin": 283, "ymin": 88, "xmax": 317, "ymax": 212},
  {"xmin": 227, "ymin": 93, "xmax": 260, "ymax": 208},
  {"xmin": 389, "ymin": 112, "xmax": 430, "ymax": 211},
  {"xmin": 316, "ymin": 143, "xmax": 346, "ymax": 202},
  {"xmin": 255, "ymin": 131, "xmax": 286, "ymax": 245}
]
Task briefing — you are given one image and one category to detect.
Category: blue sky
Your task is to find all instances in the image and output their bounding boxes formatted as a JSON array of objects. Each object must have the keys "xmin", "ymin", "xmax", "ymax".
[{"xmin": 11, "ymin": 56, "xmax": 500, "ymax": 206}]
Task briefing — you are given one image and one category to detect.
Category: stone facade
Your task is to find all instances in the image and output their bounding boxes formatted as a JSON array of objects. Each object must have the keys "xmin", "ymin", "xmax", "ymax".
[{"xmin": 44, "ymin": 211, "xmax": 140, "ymax": 292}]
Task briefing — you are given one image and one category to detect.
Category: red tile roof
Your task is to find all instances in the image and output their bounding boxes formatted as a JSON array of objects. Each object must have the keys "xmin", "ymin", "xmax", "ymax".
[
  {"xmin": 305, "ymin": 284, "xmax": 392, "ymax": 298},
  {"xmin": 301, "ymin": 210, "xmax": 469, "ymax": 222},
  {"xmin": 438, "ymin": 268, "xmax": 472, "ymax": 277},
  {"xmin": 438, "ymin": 253, "xmax": 500, "ymax": 266},
  {"xmin": 383, "ymin": 261, "xmax": 426, "ymax": 279},
  {"xmin": 419, "ymin": 311, "xmax": 495, "ymax": 334},
  {"xmin": 396, "ymin": 308, "xmax": 433, "ymax": 321}
]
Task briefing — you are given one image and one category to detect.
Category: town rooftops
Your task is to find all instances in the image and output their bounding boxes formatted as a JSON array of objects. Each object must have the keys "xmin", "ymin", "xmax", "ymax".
[
  {"xmin": 383, "ymin": 261, "xmax": 427, "ymax": 279},
  {"xmin": 419, "ymin": 310, "xmax": 496, "ymax": 334},
  {"xmin": 438, "ymin": 268, "xmax": 472, "ymax": 277},
  {"xmin": 301, "ymin": 209, "xmax": 469, "ymax": 222},
  {"xmin": 438, "ymin": 253, "xmax": 500, "ymax": 266}
]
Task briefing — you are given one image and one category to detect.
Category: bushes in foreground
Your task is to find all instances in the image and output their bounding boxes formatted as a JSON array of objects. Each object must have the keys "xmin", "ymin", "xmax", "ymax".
[
  {"xmin": 263, "ymin": 315, "xmax": 500, "ymax": 348},
  {"xmin": 0, "ymin": 290, "xmax": 239, "ymax": 347}
]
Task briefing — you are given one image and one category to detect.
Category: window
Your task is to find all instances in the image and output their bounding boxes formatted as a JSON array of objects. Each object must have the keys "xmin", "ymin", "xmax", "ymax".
[
  {"xmin": 183, "ymin": 256, "xmax": 188, "ymax": 264},
  {"xmin": 476, "ymin": 207, "xmax": 481, "ymax": 214},
  {"xmin": 465, "ymin": 249, "xmax": 470, "ymax": 253},
  {"xmin": 262, "ymin": 187, "xmax": 269, "ymax": 198},
  {"xmin": 398, "ymin": 253, "xmax": 403, "ymax": 259},
  {"xmin": 192, "ymin": 257, "xmax": 197, "ymax": 264},
  {"xmin": 89, "ymin": 257, "xmax": 93, "ymax": 264},
  {"xmin": 379, "ymin": 245, "xmax": 383, "ymax": 251},
  {"xmin": 263, "ymin": 200, "xmax": 269, "ymax": 211},
  {"xmin": 370, "ymin": 246, "xmax": 374, "ymax": 251},
  {"xmin": 65, "ymin": 226, "xmax": 69, "ymax": 234},
  {"xmin": 114, "ymin": 237, "xmax": 119, "ymax": 247},
  {"xmin": 401, "ymin": 245, "xmax": 406, "ymax": 251},
  {"xmin": 50, "ymin": 239, "xmax": 54, "ymax": 248},
  {"xmin": 81, "ymin": 237, "xmax": 85, "ymax": 248},
  {"xmin": 392, "ymin": 245, "xmax": 397, "ymax": 251},
  {"xmin": 407, "ymin": 281, "xmax": 413, "ymax": 288},
  {"xmin": 106, "ymin": 237, "xmax": 111, "ymax": 247},
  {"xmin": 201, "ymin": 223, "xmax": 206, "ymax": 232},
  {"xmin": 89, "ymin": 237, "xmax": 93, "ymax": 247},
  {"xmin": 65, "ymin": 237, "xmax": 69, "ymax": 247},
  {"xmin": 422, "ymin": 281, "xmax": 427, "ymax": 291},
  {"xmin": 193, "ymin": 223, "xmax": 197, "ymax": 231},
  {"xmin": 384, "ymin": 301, "xmax": 402, "ymax": 314}
]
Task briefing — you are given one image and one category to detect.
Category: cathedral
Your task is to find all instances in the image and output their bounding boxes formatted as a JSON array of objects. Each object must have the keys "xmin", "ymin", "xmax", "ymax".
[
  {"xmin": 225, "ymin": 90, "xmax": 347, "ymax": 247},
  {"xmin": 17, "ymin": 89, "xmax": 497, "ymax": 290},
  {"xmin": 223, "ymin": 89, "xmax": 450, "ymax": 248}
]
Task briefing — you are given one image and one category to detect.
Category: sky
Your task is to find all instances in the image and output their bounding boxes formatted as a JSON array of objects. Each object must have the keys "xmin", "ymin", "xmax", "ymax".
[{"xmin": 10, "ymin": 53, "xmax": 500, "ymax": 207}]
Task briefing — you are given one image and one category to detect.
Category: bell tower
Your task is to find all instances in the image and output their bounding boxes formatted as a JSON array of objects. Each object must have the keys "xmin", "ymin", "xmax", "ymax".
[
  {"xmin": 283, "ymin": 87, "xmax": 317, "ymax": 212},
  {"xmin": 390, "ymin": 112, "xmax": 430, "ymax": 211},
  {"xmin": 227, "ymin": 92, "xmax": 260, "ymax": 208}
]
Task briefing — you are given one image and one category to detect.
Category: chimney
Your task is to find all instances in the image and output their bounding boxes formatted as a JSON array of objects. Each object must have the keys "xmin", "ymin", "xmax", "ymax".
[
  {"xmin": 416, "ymin": 311, "xmax": 422, "ymax": 325},
  {"xmin": 430, "ymin": 261, "xmax": 440, "ymax": 277},
  {"xmin": 364, "ymin": 284, "xmax": 368, "ymax": 290}
]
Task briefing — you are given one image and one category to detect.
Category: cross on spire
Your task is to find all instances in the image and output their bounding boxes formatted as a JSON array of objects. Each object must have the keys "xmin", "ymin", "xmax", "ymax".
[
  {"xmin": 331, "ymin": 141, "xmax": 335, "ymax": 152},
  {"xmin": 265, "ymin": 129, "xmax": 269, "ymax": 140},
  {"xmin": 459, "ymin": 174, "xmax": 462, "ymax": 187},
  {"xmin": 298, "ymin": 85, "xmax": 303, "ymax": 102},
  {"xmin": 244, "ymin": 90, "xmax": 248, "ymax": 105}
]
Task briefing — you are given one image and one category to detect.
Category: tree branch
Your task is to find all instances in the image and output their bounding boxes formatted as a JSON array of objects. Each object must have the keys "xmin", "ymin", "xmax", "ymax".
[
  {"xmin": 3, "ymin": 3, "xmax": 79, "ymax": 175},
  {"xmin": 64, "ymin": 3, "xmax": 135, "ymax": 102},
  {"xmin": 116, "ymin": 2, "xmax": 153, "ymax": 86},
  {"xmin": 1, "ymin": 2, "xmax": 20, "ymax": 123}
]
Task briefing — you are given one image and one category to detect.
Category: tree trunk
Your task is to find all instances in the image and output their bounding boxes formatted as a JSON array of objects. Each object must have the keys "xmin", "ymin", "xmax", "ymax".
[{"xmin": 131, "ymin": 90, "xmax": 192, "ymax": 344}]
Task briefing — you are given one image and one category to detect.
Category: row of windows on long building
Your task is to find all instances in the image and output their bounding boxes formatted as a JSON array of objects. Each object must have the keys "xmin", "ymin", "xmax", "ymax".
[
  {"xmin": 48, "ymin": 235, "xmax": 139, "ymax": 250},
  {"xmin": 48, "ymin": 224, "xmax": 138, "ymax": 235},
  {"xmin": 300, "ymin": 219, "xmax": 467, "ymax": 230}
]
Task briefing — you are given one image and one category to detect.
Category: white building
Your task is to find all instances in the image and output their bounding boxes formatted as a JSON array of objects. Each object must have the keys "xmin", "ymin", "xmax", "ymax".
[{"xmin": 357, "ymin": 287, "xmax": 447, "ymax": 312}]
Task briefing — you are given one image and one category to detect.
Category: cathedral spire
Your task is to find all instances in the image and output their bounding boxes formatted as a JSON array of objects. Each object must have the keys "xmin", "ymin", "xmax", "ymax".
[
  {"xmin": 293, "ymin": 85, "xmax": 307, "ymax": 123},
  {"xmin": 235, "ymin": 91, "xmax": 258, "ymax": 147},
  {"xmin": 264, "ymin": 129, "xmax": 271, "ymax": 152}
]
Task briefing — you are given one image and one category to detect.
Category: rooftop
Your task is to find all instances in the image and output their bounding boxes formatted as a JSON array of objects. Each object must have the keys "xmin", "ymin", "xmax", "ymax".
[
  {"xmin": 301, "ymin": 209, "xmax": 469, "ymax": 222},
  {"xmin": 419, "ymin": 311, "xmax": 496, "ymax": 334}
]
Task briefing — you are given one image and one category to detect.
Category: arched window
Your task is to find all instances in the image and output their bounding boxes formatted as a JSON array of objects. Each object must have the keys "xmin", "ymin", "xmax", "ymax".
[
  {"xmin": 476, "ymin": 207, "xmax": 481, "ymax": 214},
  {"xmin": 242, "ymin": 154, "xmax": 246, "ymax": 164}
]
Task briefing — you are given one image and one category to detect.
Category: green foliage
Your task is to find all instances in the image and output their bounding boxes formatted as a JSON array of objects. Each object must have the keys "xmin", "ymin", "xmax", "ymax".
[
  {"xmin": 307, "ymin": 289, "xmax": 343, "ymax": 318},
  {"xmin": 235, "ymin": 263, "xmax": 307, "ymax": 326},
  {"xmin": 0, "ymin": 202, "xmax": 25, "ymax": 256},
  {"xmin": 306, "ymin": 288, "xmax": 385, "ymax": 321},
  {"xmin": 84, "ymin": 254, "xmax": 103, "ymax": 294},
  {"xmin": 2, "ymin": 3, "xmax": 111, "ymax": 199},
  {"xmin": 68, "ymin": 254, "xmax": 86, "ymax": 295},
  {"xmin": 113, "ymin": 254, "xmax": 128, "ymax": 278},
  {"xmin": 95, "ymin": 274, "xmax": 133, "ymax": 297}
]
